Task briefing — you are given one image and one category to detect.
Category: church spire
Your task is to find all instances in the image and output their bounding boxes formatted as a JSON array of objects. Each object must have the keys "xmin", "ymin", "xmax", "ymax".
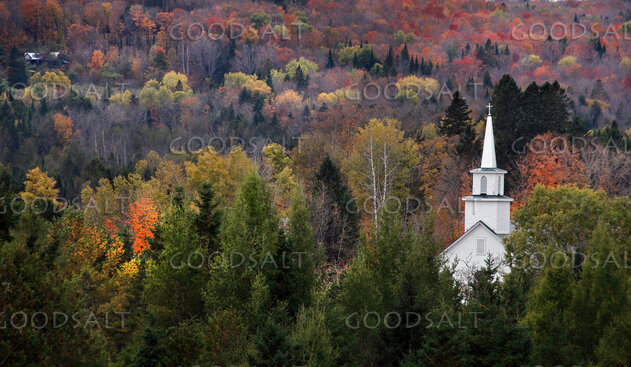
[{"xmin": 480, "ymin": 103, "xmax": 497, "ymax": 168}]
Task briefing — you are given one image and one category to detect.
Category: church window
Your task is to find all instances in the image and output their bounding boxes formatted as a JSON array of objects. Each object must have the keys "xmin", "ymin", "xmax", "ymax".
[
  {"xmin": 476, "ymin": 238, "xmax": 486, "ymax": 254},
  {"xmin": 480, "ymin": 176, "xmax": 487, "ymax": 195},
  {"xmin": 497, "ymin": 176, "xmax": 502, "ymax": 195}
]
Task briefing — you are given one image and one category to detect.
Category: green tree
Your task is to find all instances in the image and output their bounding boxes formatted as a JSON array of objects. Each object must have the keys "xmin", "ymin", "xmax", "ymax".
[
  {"xmin": 566, "ymin": 226, "xmax": 631, "ymax": 362},
  {"xmin": 144, "ymin": 199, "xmax": 206, "ymax": 327},
  {"xmin": 462, "ymin": 258, "xmax": 531, "ymax": 367},
  {"xmin": 0, "ymin": 164, "xmax": 16, "ymax": 242},
  {"xmin": 490, "ymin": 74, "xmax": 524, "ymax": 169},
  {"xmin": 326, "ymin": 49, "xmax": 335, "ymax": 69},
  {"xmin": 7, "ymin": 47, "xmax": 27, "ymax": 87},
  {"xmin": 335, "ymin": 211, "xmax": 459, "ymax": 367},
  {"xmin": 194, "ymin": 182, "xmax": 222, "ymax": 250},
  {"xmin": 521, "ymin": 254, "xmax": 576, "ymax": 366},
  {"xmin": 313, "ymin": 155, "xmax": 359, "ymax": 262},
  {"xmin": 440, "ymin": 91, "xmax": 472, "ymax": 136}
]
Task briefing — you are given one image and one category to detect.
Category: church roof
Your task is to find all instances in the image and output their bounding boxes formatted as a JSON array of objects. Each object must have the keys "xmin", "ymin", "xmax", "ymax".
[
  {"xmin": 462, "ymin": 195, "xmax": 514, "ymax": 201},
  {"xmin": 480, "ymin": 110, "xmax": 497, "ymax": 169},
  {"xmin": 470, "ymin": 167, "xmax": 506, "ymax": 173},
  {"xmin": 441, "ymin": 220, "xmax": 504, "ymax": 253}
]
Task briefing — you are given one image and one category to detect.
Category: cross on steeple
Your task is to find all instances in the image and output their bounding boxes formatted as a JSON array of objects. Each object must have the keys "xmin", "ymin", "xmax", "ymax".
[{"xmin": 486, "ymin": 103, "xmax": 492, "ymax": 115}]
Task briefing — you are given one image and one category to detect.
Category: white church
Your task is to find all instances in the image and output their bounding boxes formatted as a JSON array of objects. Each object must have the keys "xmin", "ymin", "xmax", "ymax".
[{"xmin": 442, "ymin": 105, "xmax": 513, "ymax": 277}]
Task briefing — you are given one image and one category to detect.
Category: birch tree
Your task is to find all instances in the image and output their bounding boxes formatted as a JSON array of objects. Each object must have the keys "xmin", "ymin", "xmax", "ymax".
[{"xmin": 345, "ymin": 118, "xmax": 419, "ymax": 225}]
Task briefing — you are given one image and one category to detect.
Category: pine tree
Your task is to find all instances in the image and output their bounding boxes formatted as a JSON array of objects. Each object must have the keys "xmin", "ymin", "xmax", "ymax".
[
  {"xmin": 275, "ymin": 188, "xmax": 315, "ymax": 314},
  {"xmin": 145, "ymin": 200, "xmax": 207, "ymax": 326},
  {"xmin": 490, "ymin": 74, "xmax": 524, "ymax": 169},
  {"xmin": 0, "ymin": 165, "xmax": 15, "ymax": 242},
  {"xmin": 456, "ymin": 121, "xmax": 481, "ymax": 159},
  {"xmin": 7, "ymin": 47, "xmax": 27, "ymax": 87},
  {"xmin": 384, "ymin": 46, "xmax": 394, "ymax": 75},
  {"xmin": 440, "ymin": 91, "xmax": 471, "ymax": 136},
  {"xmin": 463, "ymin": 257, "xmax": 531, "ymax": 366},
  {"xmin": 401, "ymin": 43, "xmax": 409, "ymax": 63},
  {"xmin": 294, "ymin": 65, "xmax": 308, "ymax": 90},
  {"xmin": 133, "ymin": 321, "xmax": 165, "ymax": 367},
  {"xmin": 522, "ymin": 254, "xmax": 575, "ymax": 366},
  {"xmin": 314, "ymin": 155, "xmax": 359, "ymax": 262},
  {"xmin": 194, "ymin": 182, "xmax": 222, "ymax": 249},
  {"xmin": 483, "ymin": 71, "xmax": 493, "ymax": 87},
  {"xmin": 326, "ymin": 49, "xmax": 335, "ymax": 69},
  {"xmin": 590, "ymin": 79, "xmax": 608, "ymax": 100}
]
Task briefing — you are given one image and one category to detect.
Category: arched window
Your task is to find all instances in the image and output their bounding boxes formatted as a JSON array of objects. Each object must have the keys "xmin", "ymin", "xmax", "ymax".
[
  {"xmin": 480, "ymin": 176, "xmax": 487, "ymax": 195},
  {"xmin": 497, "ymin": 176, "xmax": 502, "ymax": 195}
]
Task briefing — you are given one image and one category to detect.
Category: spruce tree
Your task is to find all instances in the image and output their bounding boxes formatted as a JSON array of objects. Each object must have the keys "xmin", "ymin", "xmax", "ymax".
[
  {"xmin": 456, "ymin": 121, "xmax": 481, "ymax": 159},
  {"xmin": 7, "ymin": 47, "xmax": 27, "ymax": 87},
  {"xmin": 439, "ymin": 91, "xmax": 471, "ymax": 136},
  {"xmin": 314, "ymin": 155, "xmax": 359, "ymax": 261},
  {"xmin": 326, "ymin": 49, "xmax": 335, "ymax": 69},
  {"xmin": 384, "ymin": 46, "xmax": 394, "ymax": 75},
  {"xmin": 490, "ymin": 74, "xmax": 524, "ymax": 169},
  {"xmin": 0, "ymin": 165, "xmax": 15, "ymax": 242},
  {"xmin": 194, "ymin": 182, "xmax": 222, "ymax": 249},
  {"xmin": 294, "ymin": 65, "xmax": 308, "ymax": 90},
  {"xmin": 400, "ymin": 43, "xmax": 409, "ymax": 63}
]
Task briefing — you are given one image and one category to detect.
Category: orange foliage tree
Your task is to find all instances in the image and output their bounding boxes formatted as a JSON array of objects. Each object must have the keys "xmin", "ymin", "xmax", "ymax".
[
  {"xmin": 89, "ymin": 49, "xmax": 105, "ymax": 71},
  {"xmin": 514, "ymin": 132, "xmax": 586, "ymax": 207},
  {"xmin": 52, "ymin": 113, "xmax": 76, "ymax": 146},
  {"xmin": 126, "ymin": 197, "xmax": 159, "ymax": 254}
]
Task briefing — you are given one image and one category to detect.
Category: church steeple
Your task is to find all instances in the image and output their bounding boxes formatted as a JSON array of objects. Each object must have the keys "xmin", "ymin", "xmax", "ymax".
[
  {"xmin": 461, "ymin": 103, "xmax": 513, "ymax": 235},
  {"xmin": 480, "ymin": 104, "xmax": 497, "ymax": 168}
]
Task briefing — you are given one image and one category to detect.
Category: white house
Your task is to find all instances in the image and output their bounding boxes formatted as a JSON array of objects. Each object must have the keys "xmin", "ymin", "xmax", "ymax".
[
  {"xmin": 24, "ymin": 52, "xmax": 42, "ymax": 64},
  {"xmin": 442, "ymin": 104, "xmax": 513, "ymax": 277}
]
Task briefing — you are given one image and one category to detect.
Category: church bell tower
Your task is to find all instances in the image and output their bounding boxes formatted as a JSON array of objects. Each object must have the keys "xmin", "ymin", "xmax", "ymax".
[{"xmin": 462, "ymin": 104, "xmax": 513, "ymax": 235}]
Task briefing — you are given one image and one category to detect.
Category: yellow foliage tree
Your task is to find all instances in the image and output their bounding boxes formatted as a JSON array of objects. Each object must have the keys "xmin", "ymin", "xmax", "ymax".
[
  {"xmin": 223, "ymin": 72, "xmax": 272, "ymax": 96},
  {"xmin": 21, "ymin": 167, "xmax": 60, "ymax": 203},
  {"xmin": 29, "ymin": 70, "xmax": 71, "ymax": 101},
  {"xmin": 263, "ymin": 143, "xmax": 296, "ymax": 213},
  {"xmin": 185, "ymin": 146, "xmax": 256, "ymax": 206},
  {"xmin": 139, "ymin": 72, "xmax": 192, "ymax": 109},
  {"xmin": 395, "ymin": 75, "xmax": 439, "ymax": 102}
]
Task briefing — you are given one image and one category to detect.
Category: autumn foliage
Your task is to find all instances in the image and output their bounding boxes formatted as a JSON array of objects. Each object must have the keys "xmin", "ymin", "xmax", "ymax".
[
  {"xmin": 89, "ymin": 49, "xmax": 105, "ymax": 71},
  {"xmin": 126, "ymin": 197, "xmax": 159, "ymax": 254},
  {"xmin": 52, "ymin": 113, "xmax": 76, "ymax": 145},
  {"xmin": 515, "ymin": 133, "xmax": 587, "ymax": 207}
]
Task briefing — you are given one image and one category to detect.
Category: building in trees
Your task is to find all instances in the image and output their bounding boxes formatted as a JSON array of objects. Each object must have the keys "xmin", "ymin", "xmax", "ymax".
[{"xmin": 442, "ymin": 105, "xmax": 513, "ymax": 277}]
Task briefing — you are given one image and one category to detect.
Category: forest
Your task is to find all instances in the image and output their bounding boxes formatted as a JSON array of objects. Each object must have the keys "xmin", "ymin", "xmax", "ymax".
[{"xmin": 3, "ymin": 0, "xmax": 631, "ymax": 365}]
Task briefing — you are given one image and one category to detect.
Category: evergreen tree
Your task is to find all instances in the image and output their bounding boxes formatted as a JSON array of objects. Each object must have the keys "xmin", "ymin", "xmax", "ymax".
[
  {"xmin": 145, "ymin": 197, "xmax": 207, "ymax": 326},
  {"xmin": 295, "ymin": 65, "xmax": 309, "ymax": 90},
  {"xmin": 456, "ymin": 121, "xmax": 481, "ymax": 159},
  {"xmin": 313, "ymin": 155, "xmax": 359, "ymax": 262},
  {"xmin": 590, "ymin": 79, "xmax": 608, "ymax": 100},
  {"xmin": 440, "ymin": 91, "xmax": 471, "ymax": 136},
  {"xmin": 326, "ymin": 49, "xmax": 335, "ymax": 69},
  {"xmin": 194, "ymin": 182, "xmax": 222, "ymax": 249},
  {"xmin": 7, "ymin": 47, "xmax": 27, "ymax": 87},
  {"xmin": 384, "ymin": 46, "xmax": 394, "ymax": 75},
  {"xmin": 566, "ymin": 227, "xmax": 631, "ymax": 362},
  {"xmin": 522, "ymin": 254, "xmax": 575, "ymax": 366},
  {"xmin": 490, "ymin": 74, "xmax": 524, "ymax": 169},
  {"xmin": 483, "ymin": 71, "xmax": 493, "ymax": 87},
  {"xmin": 274, "ymin": 188, "xmax": 316, "ymax": 315},
  {"xmin": 133, "ymin": 321, "xmax": 165, "ymax": 367},
  {"xmin": 400, "ymin": 43, "xmax": 409, "ymax": 63},
  {"xmin": 462, "ymin": 258, "xmax": 531, "ymax": 367}
]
